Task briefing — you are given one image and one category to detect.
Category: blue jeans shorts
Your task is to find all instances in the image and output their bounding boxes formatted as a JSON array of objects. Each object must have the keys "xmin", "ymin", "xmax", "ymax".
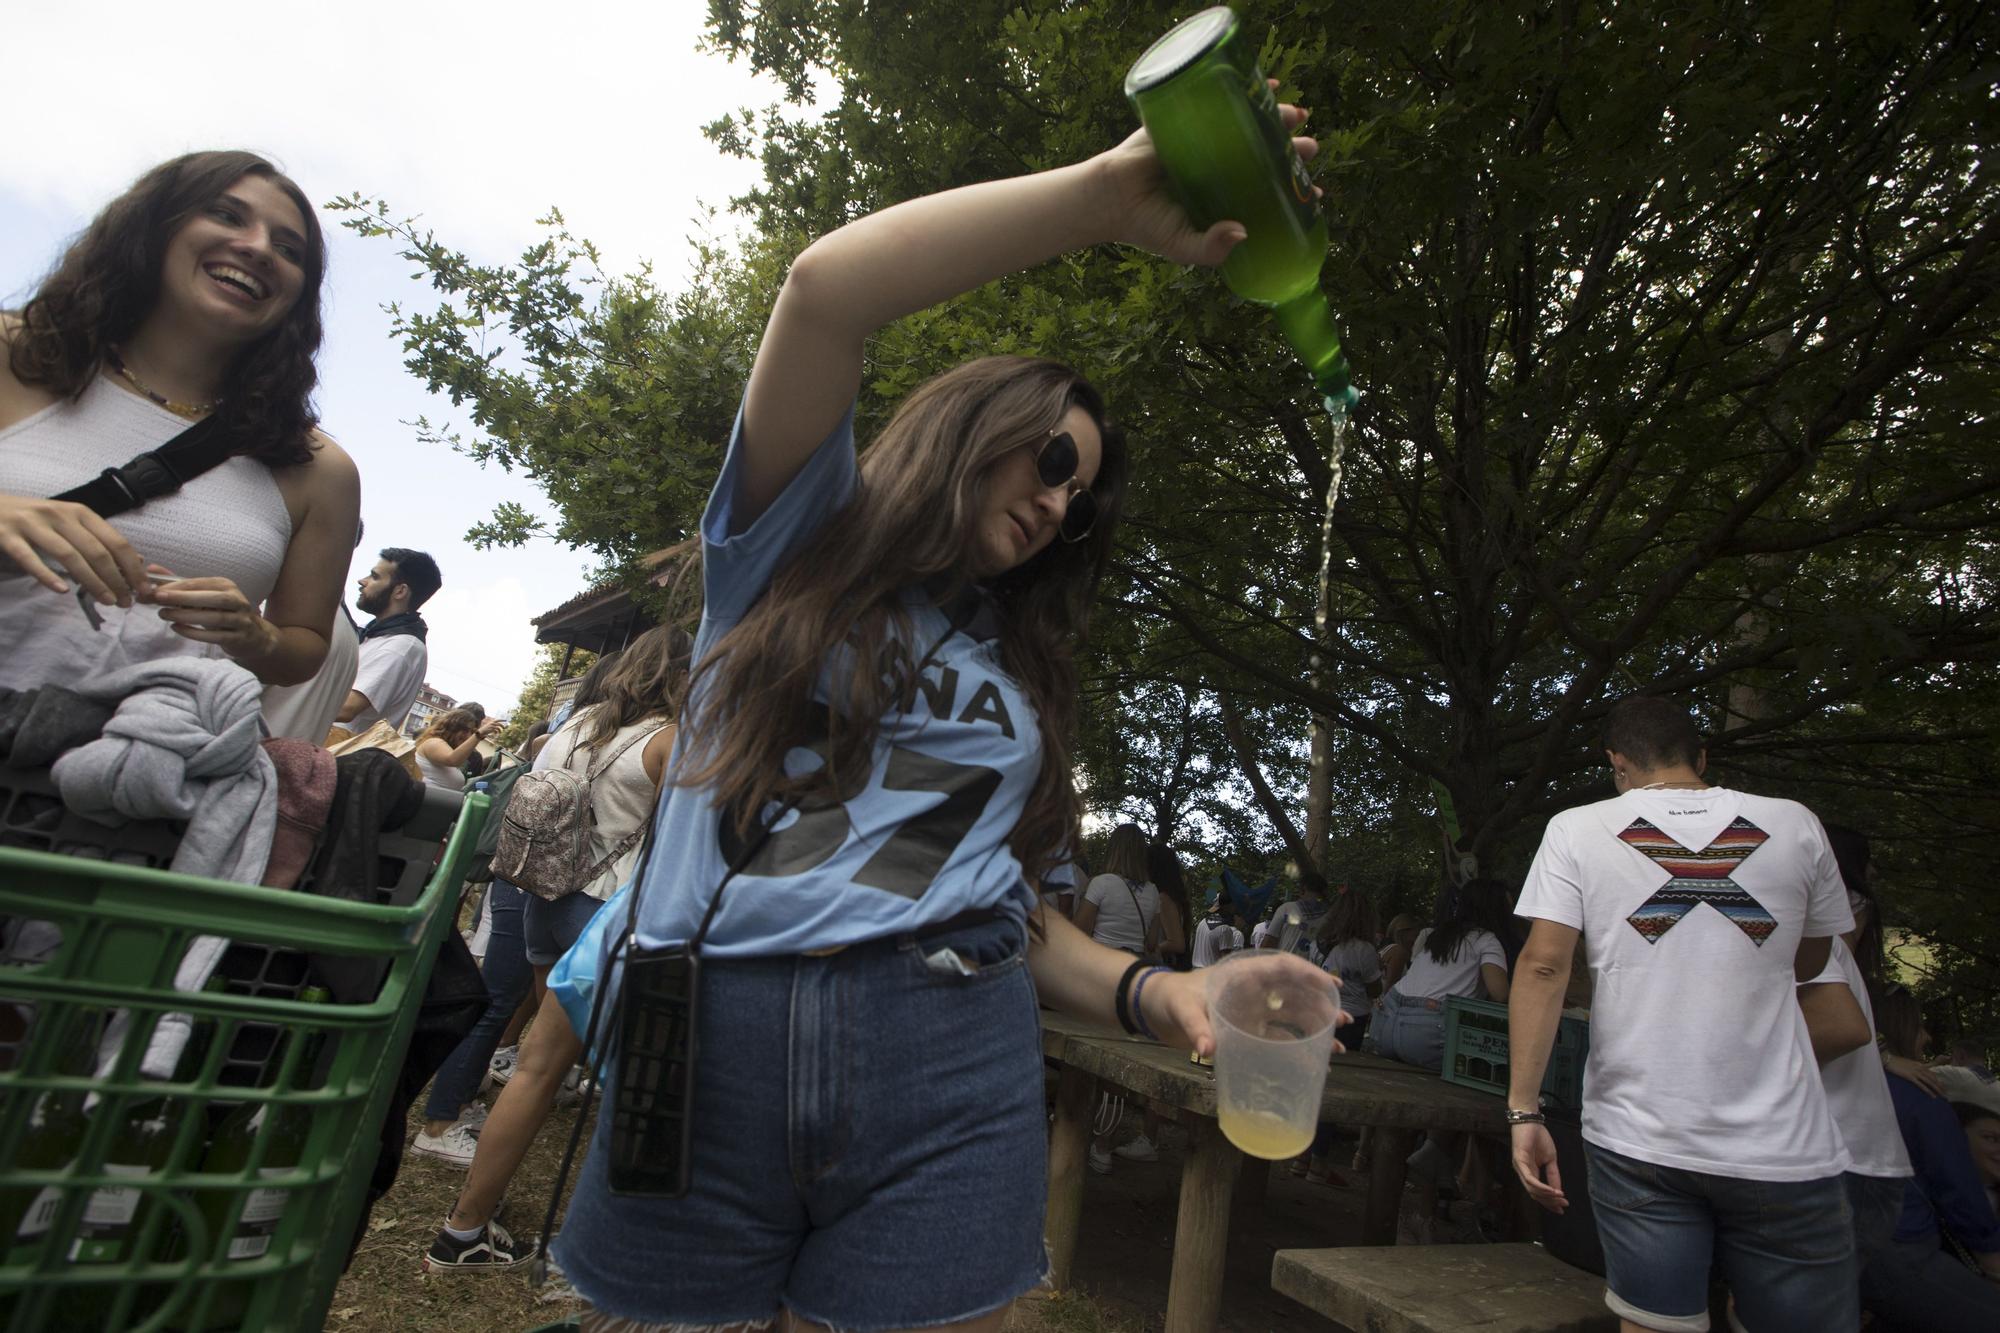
[
  {"xmin": 1372, "ymin": 990, "xmax": 1445, "ymax": 1071},
  {"xmin": 552, "ymin": 915, "xmax": 1049, "ymax": 1330},
  {"xmin": 1584, "ymin": 1140, "xmax": 1857, "ymax": 1332},
  {"xmin": 523, "ymin": 889, "xmax": 605, "ymax": 967}
]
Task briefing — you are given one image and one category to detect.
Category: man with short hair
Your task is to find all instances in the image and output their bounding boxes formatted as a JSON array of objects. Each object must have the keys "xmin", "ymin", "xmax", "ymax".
[
  {"xmin": 337, "ymin": 547, "xmax": 439, "ymax": 732},
  {"xmin": 1508, "ymin": 695, "xmax": 1857, "ymax": 1333}
]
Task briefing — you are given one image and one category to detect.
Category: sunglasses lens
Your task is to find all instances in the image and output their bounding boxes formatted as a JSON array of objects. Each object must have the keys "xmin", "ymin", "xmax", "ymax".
[
  {"xmin": 1038, "ymin": 432, "xmax": 1078, "ymax": 489},
  {"xmin": 1060, "ymin": 490, "xmax": 1098, "ymax": 543}
]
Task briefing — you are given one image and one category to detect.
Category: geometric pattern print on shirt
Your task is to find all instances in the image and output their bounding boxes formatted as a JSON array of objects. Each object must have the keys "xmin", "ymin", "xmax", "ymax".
[{"xmin": 1618, "ymin": 816, "xmax": 1777, "ymax": 947}]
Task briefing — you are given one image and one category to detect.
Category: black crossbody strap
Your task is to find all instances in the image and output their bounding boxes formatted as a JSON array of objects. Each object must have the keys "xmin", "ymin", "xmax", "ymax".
[{"xmin": 51, "ymin": 413, "xmax": 233, "ymax": 519}]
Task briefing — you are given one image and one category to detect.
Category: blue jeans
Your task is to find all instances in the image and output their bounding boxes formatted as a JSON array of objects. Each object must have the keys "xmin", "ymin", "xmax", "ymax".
[
  {"xmin": 1860, "ymin": 1229, "xmax": 2000, "ymax": 1333},
  {"xmin": 1373, "ymin": 991, "xmax": 1445, "ymax": 1072},
  {"xmin": 522, "ymin": 889, "xmax": 604, "ymax": 967},
  {"xmin": 553, "ymin": 916, "xmax": 1048, "ymax": 1329},
  {"xmin": 423, "ymin": 880, "xmax": 529, "ymax": 1122},
  {"xmin": 1584, "ymin": 1140, "xmax": 1857, "ymax": 1332},
  {"xmin": 1844, "ymin": 1172, "xmax": 1906, "ymax": 1274}
]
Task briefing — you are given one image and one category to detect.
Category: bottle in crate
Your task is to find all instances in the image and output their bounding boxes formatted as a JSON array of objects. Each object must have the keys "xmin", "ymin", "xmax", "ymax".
[
  {"xmin": 182, "ymin": 987, "xmax": 330, "ymax": 1327},
  {"xmin": 60, "ymin": 983, "xmax": 227, "ymax": 1326},
  {"xmin": 0, "ymin": 1016, "xmax": 97, "ymax": 1325}
]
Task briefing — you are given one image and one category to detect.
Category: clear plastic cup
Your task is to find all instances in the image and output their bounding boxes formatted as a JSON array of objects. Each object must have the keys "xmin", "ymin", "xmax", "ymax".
[{"xmin": 1206, "ymin": 953, "xmax": 1340, "ymax": 1159}]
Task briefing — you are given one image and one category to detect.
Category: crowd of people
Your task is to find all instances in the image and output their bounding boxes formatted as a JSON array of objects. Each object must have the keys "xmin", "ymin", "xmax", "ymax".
[{"xmin": 2, "ymin": 104, "xmax": 1995, "ymax": 1333}]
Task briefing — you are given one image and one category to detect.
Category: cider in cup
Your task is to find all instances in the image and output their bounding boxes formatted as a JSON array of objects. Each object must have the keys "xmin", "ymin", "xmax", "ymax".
[{"xmin": 1205, "ymin": 953, "xmax": 1341, "ymax": 1159}]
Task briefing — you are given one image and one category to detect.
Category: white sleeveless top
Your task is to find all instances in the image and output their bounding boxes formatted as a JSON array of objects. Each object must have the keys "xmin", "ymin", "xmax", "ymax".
[
  {"xmin": 414, "ymin": 746, "xmax": 467, "ymax": 791},
  {"xmin": 0, "ymin": 377, "xmax": 293, "ymax": 692},
  {"xmin": 542, "ymin": 706, "xmax": 669, "ymax": 901}
]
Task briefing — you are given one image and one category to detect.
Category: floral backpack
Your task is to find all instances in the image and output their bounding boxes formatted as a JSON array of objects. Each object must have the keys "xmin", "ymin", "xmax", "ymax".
[{"xmin": 490, "ymin": 725, "xmax": 655, "ymax": 900}]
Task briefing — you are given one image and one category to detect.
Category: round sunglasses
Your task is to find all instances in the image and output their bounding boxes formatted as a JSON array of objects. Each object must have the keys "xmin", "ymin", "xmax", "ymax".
[{"xmin": 1031, "ymin": 430, "xmax": 1100, "ymax": 543}]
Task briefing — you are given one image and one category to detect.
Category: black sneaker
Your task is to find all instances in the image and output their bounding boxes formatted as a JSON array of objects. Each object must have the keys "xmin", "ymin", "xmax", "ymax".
[{"xmin": 422, "ymin": 1218, "xmax": 537, "ymax": 1274}]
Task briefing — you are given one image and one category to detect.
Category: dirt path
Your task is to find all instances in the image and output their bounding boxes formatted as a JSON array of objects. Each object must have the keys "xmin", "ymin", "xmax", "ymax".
[{"xmin": 332, "ymin": 1109, "xmax": 1359, "ymax": 1332}]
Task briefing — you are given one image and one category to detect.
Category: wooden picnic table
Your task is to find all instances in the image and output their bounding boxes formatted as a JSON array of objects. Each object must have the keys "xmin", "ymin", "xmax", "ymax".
[{"xmin": 1042, "ymin": 1010, "xmax": 1510, "ymax": 1333}]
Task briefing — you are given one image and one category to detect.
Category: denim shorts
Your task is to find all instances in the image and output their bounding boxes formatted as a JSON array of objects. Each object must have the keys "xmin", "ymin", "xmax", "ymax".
[
  {"xmin": 1372, "ymin": 990, "xmax": 1445, "ymax": 1072},
  {"xmin": 1584, "ymin": 1140, "xmax": 1857, "ymax": 1332},
  {"xmin": 552, "ymin": 916, "xmax": 1049, "ymax": 1330},
  {"xmin": 523, "ymin": 889, "xmax": 605, "ymax": 967}
]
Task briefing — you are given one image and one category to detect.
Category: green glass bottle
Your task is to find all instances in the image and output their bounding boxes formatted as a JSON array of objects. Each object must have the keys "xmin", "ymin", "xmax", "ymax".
[
  {"xmin": 63, "ymin": 985, "xmax": 227, "ymax": 1328},
  {"xmin": 0, "ymin": 1019, "xmax": 97, "ymax": 1327},
  {"xmin": 1125, "ymin": 6, "xmax": 1358, "ymax": 416}
]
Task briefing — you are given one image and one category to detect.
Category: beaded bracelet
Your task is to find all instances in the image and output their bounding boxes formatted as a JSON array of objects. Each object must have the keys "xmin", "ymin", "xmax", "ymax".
[
  {"xmin": 1113, "ymin": 958, "xmax": 1150, "ymax": 1036},
  {"xmin": 1129, "ymin": 966, "xmax": 1170, "ymax": 1041}
]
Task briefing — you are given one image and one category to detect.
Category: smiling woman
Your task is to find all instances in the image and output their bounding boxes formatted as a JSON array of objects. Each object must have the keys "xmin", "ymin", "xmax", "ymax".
[{"xmin": 0, "ymin": 151, "xmax": 360, "ymax": 694}]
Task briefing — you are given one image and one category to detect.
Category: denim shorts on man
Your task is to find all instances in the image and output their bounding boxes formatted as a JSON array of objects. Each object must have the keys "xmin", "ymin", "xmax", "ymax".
[
  {"xmin": 553, "ymin": 916, "xmax": 1049, "ymax": 1330},
  {"xmin": 1584, "ymin": 1140, "xmax": 1857, "ymax": 1333}
]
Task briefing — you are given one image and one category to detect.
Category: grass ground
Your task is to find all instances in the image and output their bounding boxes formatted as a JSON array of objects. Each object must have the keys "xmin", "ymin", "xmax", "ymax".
[{"xmin": 329, "ymin": 1096, "xmax": 1352, "ymax": 1333}]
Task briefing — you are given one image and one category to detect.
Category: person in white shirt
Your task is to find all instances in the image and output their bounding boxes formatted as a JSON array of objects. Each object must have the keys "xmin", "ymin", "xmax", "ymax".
[
  {"xmin": 1508, "ymin": 695, "xmax": 1857, "ymax": 1333},
  {"xmin": 1073, "ymin": 823, "xmax": 1161, "ymax": 958},
  {"xmin": 1373, "ymin": 879, "xmax": 1512, "ymax": 1071},
  {"xmin": 1189, "ymin": 895, "xmax": 1244, "ymax": 967},
  {"xmin": 1794, "ymin": 825, "xmax": 1913, "ymax": 1290},
  {"xmin": 338, "ymin": 546, "xmax": 436, "ymax": 732},
  {"xmin": 1270, "ymin": 879, "xmax": 1330, "ymax": 958}
]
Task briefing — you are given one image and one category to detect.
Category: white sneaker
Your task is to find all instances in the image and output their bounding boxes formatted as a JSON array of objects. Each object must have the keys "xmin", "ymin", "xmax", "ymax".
[
  {"xmin": 487, "ymin": 1045, "xmax": 520, "ymax": 1088},
  {"xmin": 1088, "ymin": 1145, "xmax": 1114, "ymax": 1175},
  {"xmin": 456, "ymin": 1101, "xmax": 489, "ymax": 1133},
  {"xmin": 410, "ymin": 1122, "xmax": 480, "ymax": 1168},
  {"xmin": 1112, "ymin": 1134, "xmax": 1158, "ymax": 1162}
]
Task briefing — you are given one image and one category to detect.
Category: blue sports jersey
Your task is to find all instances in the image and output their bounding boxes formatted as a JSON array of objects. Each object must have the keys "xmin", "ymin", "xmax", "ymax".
[{"xmin": 631, "ymin": 398, "xmax": 1042, "ymax": 957}]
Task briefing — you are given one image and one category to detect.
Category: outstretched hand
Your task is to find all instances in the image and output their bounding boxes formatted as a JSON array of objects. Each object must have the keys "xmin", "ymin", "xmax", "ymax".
[
  {"xmin": 1093, "ymin": 85, "xmax": 1320, "ymax": 268},
  {"xmin": 1136, "ymin": 951, "xmax": 1346, "ymax": 1058}
]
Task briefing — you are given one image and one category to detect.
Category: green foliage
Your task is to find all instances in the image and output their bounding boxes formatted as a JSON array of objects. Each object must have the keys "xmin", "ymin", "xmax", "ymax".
[
  {"xmin": 495, "ymin": 644, "xmax": 594, "ymax": 750},
  {"xmin": 337, "ymin": 0, "xmax": 2000, "ymax": 1017}
]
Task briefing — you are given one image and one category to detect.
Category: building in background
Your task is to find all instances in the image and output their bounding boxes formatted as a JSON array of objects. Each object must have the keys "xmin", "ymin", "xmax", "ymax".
[{"xmin": 401, "ymin": 683, "xmax": 457, "ymax": 739}]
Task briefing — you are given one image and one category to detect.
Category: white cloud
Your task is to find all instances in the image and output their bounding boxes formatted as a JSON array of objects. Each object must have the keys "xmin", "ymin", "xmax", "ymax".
[
  {"xmin": 409, "ymin": 572, "xmax": 540, "ymax": 713},
  {"xmin": 1, "ymin": 1, "xmax": 798, "ymax": 715},
  {"xmin": 2, "ymin": 0, "xmax": 785, "ymax": 279}
]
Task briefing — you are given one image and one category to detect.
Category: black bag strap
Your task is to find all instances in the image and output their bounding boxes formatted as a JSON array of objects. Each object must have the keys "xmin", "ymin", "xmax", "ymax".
[{"xmin": 51, "ymin": 413, "xmax": 233, "ymax": 519}]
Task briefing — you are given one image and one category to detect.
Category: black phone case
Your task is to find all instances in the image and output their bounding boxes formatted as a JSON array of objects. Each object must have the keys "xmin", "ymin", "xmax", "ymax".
[{"xmin": 607, "ymin": 944, "xmax": 700, "ymax": 1197}]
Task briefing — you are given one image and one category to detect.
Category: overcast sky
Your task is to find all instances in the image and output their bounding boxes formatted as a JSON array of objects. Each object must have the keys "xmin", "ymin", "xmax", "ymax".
[{"xmin": 0, "ymin": 1, "xmax": 789, "ymax": 710}]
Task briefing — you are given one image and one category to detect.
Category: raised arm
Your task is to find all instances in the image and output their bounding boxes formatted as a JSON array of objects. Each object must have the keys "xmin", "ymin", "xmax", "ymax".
[{"xmin": 732, "ymin": 107, "xmax": 1319, "ymax": 525}]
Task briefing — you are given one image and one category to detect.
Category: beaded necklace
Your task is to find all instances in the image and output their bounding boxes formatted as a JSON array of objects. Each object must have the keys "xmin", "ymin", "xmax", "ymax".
[{"xmin": 106, "ymin": 348, "xmax": 220, "ymax": 420}]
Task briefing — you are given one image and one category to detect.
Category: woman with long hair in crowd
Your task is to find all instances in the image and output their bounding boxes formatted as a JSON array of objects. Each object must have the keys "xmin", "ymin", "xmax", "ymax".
[
  {"xmin": 542, "ymin": 99, "xmax": 1336, "ymax": 1331},
  {"xmin": 1074, "ymin": 822, "xmax": 1165, "ymax": 958},
  {"xmin": 0, "ymin": 152, "xmax": 358, "ymax": 694},
  {"xmin": 412, "ymin": 706, "xmax": 503, "ymax": 791},
  {"xmin": 420, "ymin": 626, "xmax": 688, "ymax": 1254}
]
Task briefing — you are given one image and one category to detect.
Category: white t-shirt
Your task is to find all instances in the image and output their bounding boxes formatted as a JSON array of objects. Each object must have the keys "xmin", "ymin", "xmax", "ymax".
[
  {"xmin": 347, "ymin": 633, "xmax": 427, "ymax": 731},
  {"xmin": 1519, "ymin": 786, "xmax": 1855, "ymax": 1181},
  {"xmin": 1806, "ymin": 937, "xmax": 1913, "ymax": 1179},
  {"xmin": 1190, "ymin": 916, "xmax": 1243, "ymax": 967},
  {"xmin": 1393, "ymin": 927, "xmax": 1506, "ymax": 1002},
  {"xmin": 1319, "ymin": 937, "xmax": 1384, "ymax": 1020},
  {"xmin": 1082, "ymin": 874, "xmax": 1158, "ymax": 954},
  {"xmin": 1249, "ymin": 919, "xmax": 1274, "ymax": 949},
  {"xmin": 261, "ymin": 607, "xmax": 359, "ymax": 742}
]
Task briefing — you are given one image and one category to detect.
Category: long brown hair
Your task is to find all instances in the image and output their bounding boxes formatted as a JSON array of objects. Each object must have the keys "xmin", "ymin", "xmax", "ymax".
[
  {"xmin": 7, "ymin": 150, "xmax": 326, "ymax": 468},
  {"xmin": 417, "ymin": 707, "xmax": 479, "ymax": 747},
  {"xmin": 571, "ymin": 624, "xmax": 694, "ymax": 751},
  {"xmin": 676, "ymin": 356, "xmax": 1126, "ymax": 881}
]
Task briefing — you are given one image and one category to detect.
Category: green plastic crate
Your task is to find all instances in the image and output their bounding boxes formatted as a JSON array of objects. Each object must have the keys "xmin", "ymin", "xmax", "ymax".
[
  {"xmin": 0, "ymin": 794, "xmax": 487, "ymax": 1331},
  {"xmin": 1440, "ymin": 994, "xmax": 1589, "ymax": 1112}
]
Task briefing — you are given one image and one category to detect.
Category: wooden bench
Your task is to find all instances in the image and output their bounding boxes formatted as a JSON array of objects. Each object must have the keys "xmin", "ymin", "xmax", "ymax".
[{"xmin": 1272, "ymin": 1244, "xmax": 1618, "ymax": 1333}]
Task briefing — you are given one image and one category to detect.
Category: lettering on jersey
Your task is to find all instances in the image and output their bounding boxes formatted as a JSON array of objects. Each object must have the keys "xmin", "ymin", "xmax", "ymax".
[
  {"xmin": 718, "ymin": 703, "xmax": 1005, "ymax": 896},
  {"xmin": 913, "ymin": 665, "xmax": 961, "ymax": 719},
  {"xmin": 1619, "ymin": 817, "xmax": 1777, "ymax": 946},
  {"xmin": 956, "ymin": 680, "xmax": 1016, "ymax": 739}
]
